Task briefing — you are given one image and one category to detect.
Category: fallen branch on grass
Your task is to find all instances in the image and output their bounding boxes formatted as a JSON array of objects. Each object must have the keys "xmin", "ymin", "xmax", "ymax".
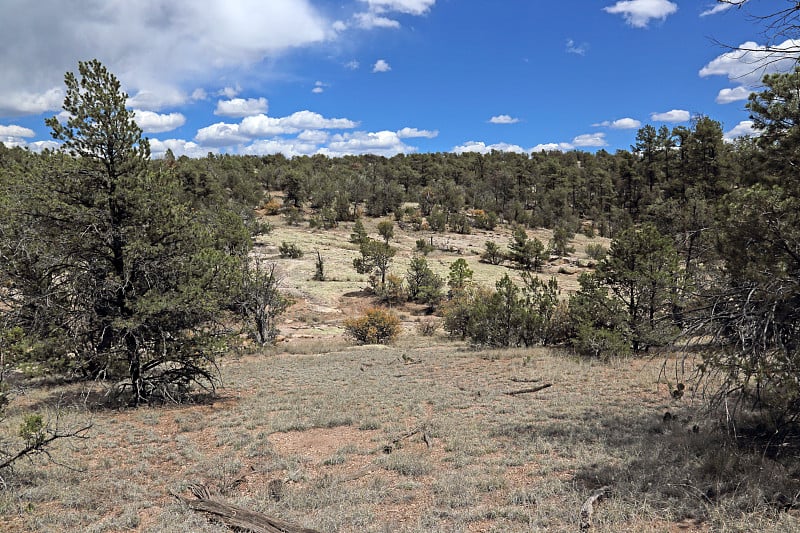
[
  {"xmin": 579, "ymin": 486, "xmax": 611, "ymax": 531},
  {"xmin": 510, "ymin": 377, "xmax": 542, "ymax": 383},
  {"xmin": 173, "ymin": 484, "xmax": 322, "ymax": 533},
  {"xmin": 504, "ymin": 383, "xmax": 552, "ymax": 396}
]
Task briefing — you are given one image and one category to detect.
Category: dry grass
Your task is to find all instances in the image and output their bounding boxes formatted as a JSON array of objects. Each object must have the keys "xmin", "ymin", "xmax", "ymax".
[
  {"xmin": 2, "ymin": 343, "xmax": 799, "ymax": 532},
  {"xmin": 1, "ymin": 213, "xmax": 798, "ymax": 532}
]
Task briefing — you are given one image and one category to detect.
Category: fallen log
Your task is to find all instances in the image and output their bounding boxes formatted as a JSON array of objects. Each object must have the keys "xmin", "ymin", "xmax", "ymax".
[
  {"xmin": 173, "ymin": 485, "xmax": 322, "ymax": 533},
  {"xmin": 504, "ymin": 383, "xmax": 552, "ymax": 396},
  {"xmin": 579, "ymin": 486, "xmax": 611, "ymax": 531}
]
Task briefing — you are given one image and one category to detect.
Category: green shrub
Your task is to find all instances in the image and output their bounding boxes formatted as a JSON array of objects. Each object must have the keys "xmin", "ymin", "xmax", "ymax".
[
  {"xmin": 415, "ymin": 238, "xmax": 434, "ymax": 255},
  {"xmin": 585, "ymin": 243, "xmax": 607, "ymax": 261},
  {"xmin": 481, "ymin": 240, "xmax": 505, "ymax": 265},
  {"xmin": 344, "ymin": 308, "xmax": 402, "ymax": 344},
  {"xmin": 278, "ymin": 241, "xmax": 303, "ymax": 258}
]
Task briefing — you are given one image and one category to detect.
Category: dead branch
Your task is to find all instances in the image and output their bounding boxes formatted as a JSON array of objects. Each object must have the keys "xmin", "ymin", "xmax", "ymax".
[
  {"xmin": 510, "ymin": 377, "xmax": 542, "ymax": 383},
  {"xmin": 174, "ymin": 484, "xmax": 322, "ymax": 533},
  {"xmin": 579, "ymin": 486, "xmax": 611, "ymax": 531},
  {"xmin": 504, "ymin": 383, "xmax": 552, "ymax": 396}
]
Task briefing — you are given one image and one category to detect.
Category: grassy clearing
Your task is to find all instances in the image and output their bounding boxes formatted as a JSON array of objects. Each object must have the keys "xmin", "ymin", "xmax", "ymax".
[{"xmin": 2, "ymin": 340, "xmax": 799, "ymax": 532}]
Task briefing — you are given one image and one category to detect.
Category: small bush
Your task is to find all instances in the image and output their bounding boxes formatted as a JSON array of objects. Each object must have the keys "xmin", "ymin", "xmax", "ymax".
[
  {"xmin": 415, "ymin": 238, "xmax": 434, "ymax": 255},
  {"xmin": 278, "ymin": 241, "xmax": 303, "ymax": 259},
  {"xmin": 344, "ymin": 308, "xmax": 402, "ymax": 344},
  {"xmin": 262, "ymin": 197, "xmax": 282, "ymax": 215},
  {"xmin": 481, "ymin": 240, "xmax": 505, "ymax": 265},
  {"xmin": 585, "ymin": 243, "xmax": 607, "ymax": 261}
]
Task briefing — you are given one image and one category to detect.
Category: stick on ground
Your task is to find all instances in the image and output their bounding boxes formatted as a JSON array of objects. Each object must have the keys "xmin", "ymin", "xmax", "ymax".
[
  {"xmin": 174, "ymin": 484, "xmax": 322, "ymax": 533},
  {"xmin": 579, "ymin": 486, "xmax": 611, "ymax": 531},
  {"xmin": 504, "ymin": 383, "xmax": 552, "ymax": 396}
]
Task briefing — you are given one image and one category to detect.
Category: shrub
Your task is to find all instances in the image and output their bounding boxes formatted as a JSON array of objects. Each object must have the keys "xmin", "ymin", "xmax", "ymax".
[
  {"xmin": 585, "ymin": 243, "xmax": 607, "ymax": 261},
  {"xmin": 415, "ymin": 238, "xmax": 434, "ymax": 255},
  {"xmin": 471, "ymin": 209, "xmax": 498, "ymax": 230},
  {"xmin": 262, "ymin": 197, "xmax": 282, "ymax": 215},
  {"xmin": 278, "ymin": 241, "xmax": 303, "ymax": 259},
  {"xmin": 406, "ymin": 256, "xmax": 444, "ymax": 305},
  {"xmin": 376, "ymin": 274, "xmax": 407, "ymax": 305},
  {"xmin": 350, "ymin": 218, "xmax": 368, "ymax": 245},
  {"xmin": 481, "ymin": 240, "xmax": 505, "ymax": 265},
  {"xmin": 344, "ymin": 308, "xmax": 402, "ymax": 344}
]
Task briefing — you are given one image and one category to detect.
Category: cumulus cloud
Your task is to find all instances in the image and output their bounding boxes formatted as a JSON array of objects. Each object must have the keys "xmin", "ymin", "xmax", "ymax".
[
  {"xmin": 133, "ymin": 110, "xmax": 186, "ymax": 133},
  {"xmin": 604, "ymin": 0, "xmax": 678, "ymax": 28},
  {"xmin": 320, "ymin": 130, "xmax": 416, "ymax": 157},
  {"xmin": 0, "ymin": 124, "xmax": 37, "ymax": 148},
  {"xmin": 572, "ymin": 132, "xmax": 607, "ymax": 147},
  {"xmin": 0, "ymin": 125, "xmax": 35, "ymax": 138},
  {"xmin": 312, "ymin": 81, "xmax": 326, "ymax": 94},
  {"xmin": 531, "ymin": 142, "xmax": 574, "ymax": 152},
  {"xmin": 0, "ymin": 88, "xmax": 64, "ymax": 117},
  {"xmin": 214, "ymin": 97, "xmax": 269, "ymax": 117},
  {"xmin": 241, "ymin": 138, "xmax": 322, "ymax": 157},
  {"xmin": 489, "ymin": 114, "xmax": 520, "ymax": 124},
  {"xmin": 345, "ymin": 60, "xmax": 361, "ymax": 70},
  {"xmin": 594, "ymin": 117, "xmax": 642, "ymax": 129},
  {"xmin": 716, "ymin": 86, "xmax": 751, "ymax": 104},
  {"xmin": 452, "ymin": 141, "xmax": 527, "ymax": 155},
  {"xmin": 397, "ymin": 127, "xmax": 438, "ymax": 138},
  {"xmin": 372, "ymin": 59, "xmax": 392, "ymax": 73},
  {"xmin": 699, "ymin": 40, "xmax": 800, "ymax": 86},
  {"xmin": 194, "ymin": 122, "xmax": 249, "ymax": 147},
  {"xmin": 196, "ymin": 111, "xmax": 357, "ymax": 147},
  {"xmin": 651, "ymin": 109, "xmax": 690, "ymax": 122},
  {"xmin": 0, "ymin": 0, "xmax": 331, "ymax": 116},
  {"xmin": 724, "ymin": 120, "xmax": 757, "ymax": 141},
  {"xmin": 150, "ymin": 138, "xmax": 214, "ymax": 158}
]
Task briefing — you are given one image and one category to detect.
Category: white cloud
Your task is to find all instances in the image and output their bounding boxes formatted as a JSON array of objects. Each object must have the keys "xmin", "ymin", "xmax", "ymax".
[
  {"xmin": 566, "ymin": 39, "xmax": 588, "ymax": 56},
  {"xmin": 194, "ymin": 122, "xmax": 249, "ymax": 147},
  {"xmin": 241, "ymin": 138, "xmax": 321, "ymax": 157},
  {"xmin": 0, "ymin": 125, "xmax": 35, "ymax": 138},
  {"xmin": 281, "ymin": 110, "xmax": 357, "ymax": 130},
  {"xmin": 0, "ymin": 0, "xmax": 331, "ymax": 115},
  {"xmin": 532, "ymin": 142, "xmax": 574, "ymax": 152},
  {"xmin": 724, "ymin": 120, "xmax": 757, "ymax": 142},
  {"xmin": 699, "ymin": 40, "xmax": 800, "ymax": 86},
  {"xmin": 133, "ymin": 110, "xmax": 186, "ymax": 133},
  {"xmin": 218, "ymin": 86, "xmax": 241, "ymax": 99},
  {"xmin": 700, "ymin": 3, "xmax": 737, "ymax": 17},
  {"xmin": 595, "ymin": 117, "xmax": 642, "ymax": 129},
  {"xmin": 321, "ymin": 130, "xmax": 415, "ymax": 157},
  {"xmin": 297, "ymin": 129, "xmax": 330, "ymax": 143},
  {"xmin": 312, "ymin": 81, "xmax": 326, "ymax": 94},
  {"xmin": 650, "ymin": 109, "xmax": 690, "ymax": 122},
  {"xmin": 26, "ymin": 140, "xmax": 61, "ymax": 152},
  {"xmin": 354, "ymin": 12, "xmax": 401, "ymax": 29},
  {"xmin": 361, "ymin": 0, "xmax": 435, "ymax": 16},
  {"xmin": 191, "ymin": 88, "xmax": 208, "ymax": 101},
  {"xmin": 373, "ymin": 59, "xmax": 392, "ymax": 73},
  {"xmin": 345, "ymin": 60, "xmax": 360, "ymax": 70},
  {"xmin": 716, "ymin": 86, "xmax": 751, "ymax": 104},
  {"xmin": 604, "ymin": 0, "xmax": 678, "ymax": 28},
  {"xmin": 127, "ymin": 87, "xmax": 191, "ymax": 111},
  {"xmin": 397, "ymin": 127, "xmax": 438, "ymax": 138},
  {"xmin": 452, "ymin": 141, "xmax": 527, "ymax": 155},
  {"xmin": 489, "ymin": 114, "xmax": 520, "ymax": 124},
  {"xmin": 214, "ymin": 97, "xmax": 269, "ymax": 117},
  {"xmin": 572, "ymin": 132, "xmax": 607, "ymax": 147},
  {"xmin": 0, "ymin": 88, "xmax": 64, "ymax": 116},
  {"xmin": 150, "ymin": 138, "xmax": 214, "ymax": 158}
]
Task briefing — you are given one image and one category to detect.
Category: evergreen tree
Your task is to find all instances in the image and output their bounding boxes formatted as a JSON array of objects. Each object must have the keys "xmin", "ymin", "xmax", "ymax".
[{"xmin": 2, "ymin": 60, "xmax": 250, "ymax": 405}]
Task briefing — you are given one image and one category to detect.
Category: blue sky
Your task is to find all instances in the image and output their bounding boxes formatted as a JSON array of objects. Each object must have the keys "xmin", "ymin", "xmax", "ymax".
[{"xmin": 0, "ymin": 0, "xmax": 795, "ymax": 158}]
